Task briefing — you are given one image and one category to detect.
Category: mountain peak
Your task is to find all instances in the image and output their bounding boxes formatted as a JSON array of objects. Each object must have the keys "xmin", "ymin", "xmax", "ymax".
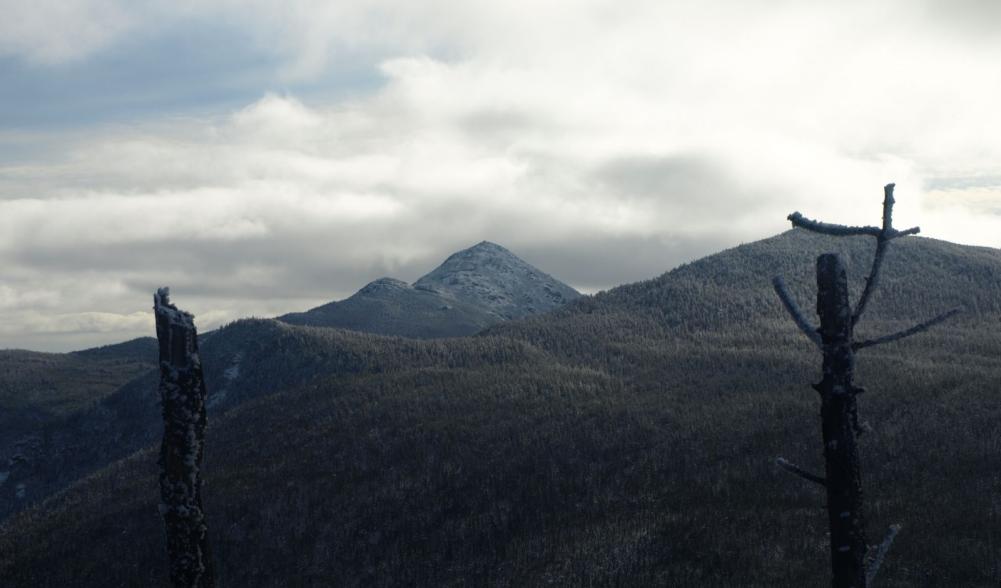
[
  {"xmin": 279, "ymin": 241, "xmax": 581, "ymax": 337},
  {"xmin": 445, "ymin": 240, "xmax": 516, "ymax": 261},
  {"xmin": 414, "ymin": 242, "xmax": 580, "ymax": 320},
  {"xmin": 469, "ymin": 240, "xmax": 507, "ymax": 251}
]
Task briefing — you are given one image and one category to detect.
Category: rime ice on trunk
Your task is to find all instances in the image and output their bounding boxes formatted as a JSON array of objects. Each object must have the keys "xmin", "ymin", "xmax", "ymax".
[
  {"xmin": 773, "ymin": 184, "xmax": 959, "ymax": 588},
  {"xmin": 154, "ymin": 288, "xmax": 214, "ymax": 588}
]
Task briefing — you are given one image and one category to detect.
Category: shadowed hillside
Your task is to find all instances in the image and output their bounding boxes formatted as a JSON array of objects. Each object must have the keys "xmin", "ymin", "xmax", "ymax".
[
  {"xmin": 0, "ymin": 338, "xmax": 157, "ymax": 517},
  {"xmin": 0, "ymin": 320, "xmax": 545, "ymax": 522},
  {"xmin": 0, "ymin": 337, "xmax": 156, "ymax": 419}
]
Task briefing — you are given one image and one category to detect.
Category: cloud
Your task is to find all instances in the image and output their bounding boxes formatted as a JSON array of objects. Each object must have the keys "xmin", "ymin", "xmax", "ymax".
[
  {"xmin": 0, "ymin": 310, "xmax": 152, "ymax": 336},
  {"xmin": 0, "ymin": 0, "xmax": 134, "ymax": 64},
  {"xmin": 2, "ymin": 1, "xmax": 1001, "ymax": 350}
]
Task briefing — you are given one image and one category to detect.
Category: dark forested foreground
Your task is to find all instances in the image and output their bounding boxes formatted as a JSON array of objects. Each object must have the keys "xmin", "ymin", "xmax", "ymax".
[{"xmin": 2, "ymin": 229, "xmax": 1000, "ymax": 586}]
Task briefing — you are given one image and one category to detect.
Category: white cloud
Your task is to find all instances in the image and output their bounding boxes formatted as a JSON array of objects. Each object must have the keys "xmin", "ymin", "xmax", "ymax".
[{"xmin": 0, "ymin": 310, "xmax": 152, "ymax": 336}]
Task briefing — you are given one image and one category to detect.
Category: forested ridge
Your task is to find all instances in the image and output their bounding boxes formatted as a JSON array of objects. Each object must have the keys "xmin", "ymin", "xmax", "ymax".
[
  {"xmin": 1, "ymin": 229, "xmax": 999, "ymax": 586},
  {"xmin": 0, "ymin": 338, "xmax": 157, "ymax": 483}
]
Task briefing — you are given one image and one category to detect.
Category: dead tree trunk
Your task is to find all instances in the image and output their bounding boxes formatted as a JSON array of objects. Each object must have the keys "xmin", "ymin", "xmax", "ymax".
[
  {"xmin": 153, "ymin": 287, "xmax": 214, "ymax": 588},
  {"xmin": 816, "ymin": 254, "xmax": 867, "ymax": 587},
  {"xmin": 772, "ymin": 184, "xmax": 960, "ymax": 587}
]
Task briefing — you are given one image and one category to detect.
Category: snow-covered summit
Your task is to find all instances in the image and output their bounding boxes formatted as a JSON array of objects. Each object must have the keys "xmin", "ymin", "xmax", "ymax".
[
  {"xmin": 279, "ymin": 241, "xmax": 580, "ymax": 337},
  {"xmin": 413, "ymin": 241, "xmax": 581, "ymax": 320}
]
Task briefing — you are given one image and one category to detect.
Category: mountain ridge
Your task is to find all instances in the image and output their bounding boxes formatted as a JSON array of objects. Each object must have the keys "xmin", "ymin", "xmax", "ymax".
[
  {"xmin": 278, "ymin": 240, "xmax": 581, "ymax": 337},
  {"xmin": 2, "ymin": 229, "xmax": 1000, "ymax": 586}
]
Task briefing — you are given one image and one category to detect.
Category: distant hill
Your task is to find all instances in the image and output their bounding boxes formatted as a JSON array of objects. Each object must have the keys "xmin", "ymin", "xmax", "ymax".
[
  {"xmin": 2, "ymin": 229, "xmax": 1000, "ymax": 586},
  {"xmin": 486, "ymin": 228, "xmax": 1001, "ymax": 356},
  {"xmin": 0, "ymin": 338, "xmax": 157, "ymax": 519},
  {"xmin": 278, "ymin": 241, "xmax": 581, "ymax": 336},
  {"xmin": 0, "ymin": 337, "xmax": 156, "ymax": 418},
  {"xmin": 69, "ymin": 337, "xmax": 157, "ymax": 363},
  {"xmin": 0, "ymin": 338, "xmax": 155, "ymax": 448},
  {"xmin": 277, "ymin": 277, "xmax": 497, "ymax": 338}
]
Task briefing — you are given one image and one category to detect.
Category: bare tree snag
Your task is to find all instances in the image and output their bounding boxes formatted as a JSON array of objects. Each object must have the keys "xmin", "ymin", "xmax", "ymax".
[
  {"xmin": 816, "ymin": 253, "xmax": 867, "ymax": 587},
  {"xmin": 771, "ymin": 184, "xmax": 958, "ymax": 587},
  {"xmin": 154, "ymin": 288, "xmax": 214, "ymax": 588}
]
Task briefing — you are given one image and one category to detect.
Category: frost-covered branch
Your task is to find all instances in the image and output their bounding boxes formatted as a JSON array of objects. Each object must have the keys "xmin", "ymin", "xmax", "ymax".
[
  {"xmin": 772, "ymin": 276, "xmax": 822, "ymax": 348},
  {"xmin": 776, "ymin": 457, "xmax": 826, "ymax": 487},
  {"xmin": 866, "ymin": 524, "xmax": 901, "ymax": 586},
  {"xmin": 787, "ymin": 212, "xmax": 886, "ymax": 238},
  {"xmin": 853, "ymin": 308, "xmax": 962, "ymax": 351}
]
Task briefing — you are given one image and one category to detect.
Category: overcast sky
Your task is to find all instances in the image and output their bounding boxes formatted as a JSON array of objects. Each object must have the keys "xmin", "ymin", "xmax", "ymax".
[{"xmin": 2, "ymin": 0, "xmax": 1000, "ymax": 351}]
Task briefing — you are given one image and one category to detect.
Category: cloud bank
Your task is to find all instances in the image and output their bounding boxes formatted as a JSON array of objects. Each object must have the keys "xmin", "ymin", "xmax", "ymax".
[{"xmin": 1, "ymin": 0, "xmax": 999, "ymax": 350}]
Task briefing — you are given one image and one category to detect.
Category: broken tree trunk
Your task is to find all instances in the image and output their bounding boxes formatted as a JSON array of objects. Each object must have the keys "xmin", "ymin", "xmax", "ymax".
[
  {"xmin": 153, "ymin": 288, "xmax": 214, "ymax": 588},
  {"xmin": 773, "ymin": 184, "xmax": 959, "ymax": 587},
  {"xmin": 815, "ymin": 254, "xmax": 867, "ymax": 587}
]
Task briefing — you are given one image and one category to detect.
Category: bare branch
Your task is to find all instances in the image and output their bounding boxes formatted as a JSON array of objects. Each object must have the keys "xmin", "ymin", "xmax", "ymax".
[
  {"xmin": 853, "ymin": 184, "xmax": 921, "ymax": 324},
  {"xmin": 852, "ymin": 236, "xmax": 889, "ymax": 324},
  {"xmin": 890, "ymin": 226, "xmax": 920, "ymax": 238},
  {"xmin": 854, "ymin": 185, "xmax": 898, "ymax": 323},
  {"xmin": 880, "ymin": 183, "xmax": 896, "ymax": 232},
  {"xmin": 772, "ymin": 276, "xmax": 822, "ymax": 348},
  {"xmin": 787, "ymin": 212, "xmax": 883, "ymax": 238},
  {"xmin": 866, "ymin": 524, "xmax": 901, "ymax": 585},
  {"xmin": 787, "ymin": 212, "xmax": 919, "ymax": 240},
  {"xmin": 776, "ymin": 457, "xmax": 827, "ymax": 487},
  {"xmin": 853, "ymin": 308, "xmax": 962, "ymax": 351}
]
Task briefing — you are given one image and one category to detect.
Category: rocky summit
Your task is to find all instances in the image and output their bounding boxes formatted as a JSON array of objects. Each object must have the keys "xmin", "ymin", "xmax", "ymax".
[
  {"xmin": 278, "ymin": 241, "xmax": 581, "ymax": 337},
  {"xmin": 413, "ymin": 241, "xmax": 581, "ymax": 320}
]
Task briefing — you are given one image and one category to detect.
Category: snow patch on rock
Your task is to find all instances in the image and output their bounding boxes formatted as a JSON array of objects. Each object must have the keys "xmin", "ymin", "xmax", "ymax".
[{"xmin": 209, "ymin": 351, "xmax": 243, "ymax": 408}]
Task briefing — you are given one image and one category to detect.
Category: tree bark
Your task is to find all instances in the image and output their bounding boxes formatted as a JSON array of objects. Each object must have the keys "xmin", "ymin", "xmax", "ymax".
[
  {"xmin": 815, "ymin": 254, "xmax": 867, "ymax": 588},
  {"xmin": 153, "ymin": 288, "xmax": 214, "ymax": 588}
]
